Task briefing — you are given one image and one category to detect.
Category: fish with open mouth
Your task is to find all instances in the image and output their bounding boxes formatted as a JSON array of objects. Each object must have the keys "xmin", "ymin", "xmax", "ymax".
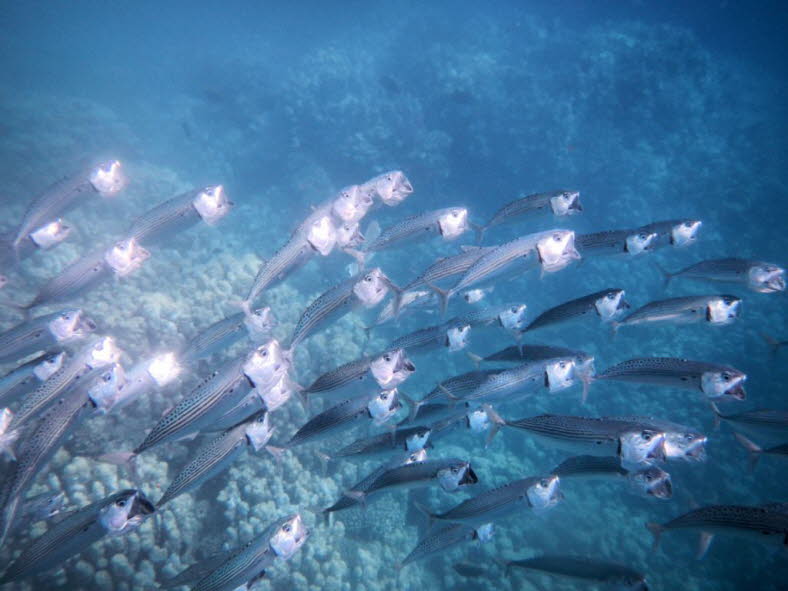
[{"xmin": 659, "ymin": 258, "xmax": 786, "ymax": 293}]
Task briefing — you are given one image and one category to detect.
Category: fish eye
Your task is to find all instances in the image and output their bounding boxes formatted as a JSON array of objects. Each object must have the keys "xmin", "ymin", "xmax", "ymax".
[
  {"xmin": 645, "ymin": 473, "xmax": 654, "ymax": 482},
  {"xmin": 283, "ymin": 524, "xmax": 291, "ymax": 532},
  {"xmin": 606, "ymin": 293, "xmax": 616, "ymax": 300},
  {"xmin": 380, "ymin": 392, "xmax": 388, "ymax": 400},
  {"xmin": 511, "ymin": 306, "xmax": 518, "ymax": 313},
  {"xmin": 683, "ymin": 221, "xmax": 693, "ymax": 228},
  {"xmin": 260, "ymin": 349, "xmax": 268, "ymax": 357},
  {"xmin": 451, "ymin": 466, "xmax": 459, "ymax": 474},
  {"xmin": 103, "ymin": 373, "xmax": 112, "ymax": 382},
  {"xmin": 383, "ymin": 355, "xmax": 391, "ymax": 362},
  {"xmin": 641, "ymin": 431, "xmax": 652, "ymax": 441},
  {"xmin": 364, "ymin": 275, "xmax": 373, "ymax": 282},
  {"xmin": 722, "ymin": 373, "xmax": 730, "ymax": 382},
  {"xmin": 559, "ymin": 361, "xmax": 567, "ymax": 369},
  {"xmin": 539, "ymin": 479, "xmax": 549, "ymax": 488},
  {"xmin": 116, "ymin": 499, "xmax": 126, "ymax": 507},
  {"xmin": 685, "ymin": 434, "xmax": 695, "ymax": 441},
  {"xmin": 638, "ymin": 232, "xmax": 648, "ymax": 240},
  {"xmin": 552, "ymin": 233, "xmax": 561, "ymax": 241}
]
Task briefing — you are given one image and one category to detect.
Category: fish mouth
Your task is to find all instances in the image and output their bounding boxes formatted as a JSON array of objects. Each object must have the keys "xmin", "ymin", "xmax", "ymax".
[
  {"xmin": 726, "ymin": 383, "xmax": 746, "ymax": 400},
  {"xmin": 404, "ymin": 361, "xmax": 416, "ymax": 372},
  {"xmin": 132, "ymin": 494, "xmax": 156, "ymax": 516},
  {"xmin": 650, "ymin": 479, "xmax": 673, "ymax": 500},
  {"xmin": 461, "ymin": 466, "xmax": 479, "ymax": 485},
  {"xmin": 618, "ymin": 298, "xmax": 631, "ymax": 310}
]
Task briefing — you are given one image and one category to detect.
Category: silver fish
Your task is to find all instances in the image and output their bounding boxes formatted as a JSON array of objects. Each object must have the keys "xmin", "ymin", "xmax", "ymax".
[
  {"xmin": 157, "ymin": 411, "xmax": 273, "ymax": 507},
  {"xmin": 417, "ymin": 474, "xmax": 561, "ymax": 526},
  {"xmin": 524, "ymin": 289, "xmax": 628, "ymax": 333},
  {"xmin": 11, "ymin": 160, "xmax": 125, "ymax": 254},
  {"xmin": 360, "ymin": 170, "xmax": 413, "ymax": 206},
  {"xmin": 15, "ymin": 491, "xmax": 66, "ymax": 527},
  {"xmin": 733, "ymin": 433, "xmax": 788, "ymax": 471},
  {"xmin": 613, "ymin": 295, "xmax": 741, "ymax": 332},
  {"xmin": 610, "ymin": 416, "xmax": 707, "ymax": 462},
  {"xmin": 399, "ymin": 522, "xmax": 493, "ymax": 568},
  {"xmin": 280, "ymin": 389, "xmax": 401, "ymax": 449},
  {"xmin": 402, "ymin": 247, "xmax": 494, "ymax": 292},
  {"xmin": 476, "ymin": 189, "xmax": 582, "ymax": 242},
  {"xmin": 639, "ymin": 218, "xmax": 701, "ymax": 248},
  {"xmin": 331, "ymin": 424, "xmax": 434, "ymax": 459},
  {"xmin": 0, "ymin": 489, "xmax": 154, "ymax": 583},
  {"xmin": 289, "ymin": 268, "xmax": 393, "ymax": 350},
  {"xmin": 364, "ymin": 207, "xmax": 470, "ymax": 252},
  {"xmin": 504, "ymin": 555, "xmax": 648, "ymax": 590},
  {"xmin": 190, "ymin": 514, "xmax": 308, "ymax": 591},
  {"xmin": 433, "ymin": 229, "xmax": 579, "ymax": 314},
  {"xmin": 551, "ymin": 455, "xmax": 673, "ymax": 500},
  {"xmin": 576, "ymin": 228, "xmax": 657, "ymax": 257},
  {"xmin": 660, "ymin": 258, "xmax": 786, "ymax": 293},
  {"xmin": 13, "ymin": 336, "xmax": 121, "ymax": 427},
  {"xmin": 646, "ymin": 504, "xmax": 788, "ymax": 558},
  {"xmin": 242, "ymin": 236, "xmax": 316, "ymax": 312},
  {"xmin": 481, "ymin": 343, "xmax": 594, "ymax": 367},
  {"xmin": 387, "ymin": 318, "xmax": 471, "ymax": 354},
  {"xmin": 0, "ymin": 308, "xmax": 94, "ymax": 363},
  {"xmin": 126, "ymin": 185, "xmax": 231, "ymax": 246},
  {"xmin": 19, "ymin": 248, "xmax": 111, "ymax": 310},
  {"xmin": 711, "ymin": 403, "xmax": 788, "ymax": 441},
  {"xmin": 0, "ymin": 351, "xmax": 66, "ymax": 406},
  {"xmin": 304, "ymin": 349, "xmax": 415, "ymax": 397},
  {"xmin": 0, "ymin": 371, "xmax": 101, "ymax": 548},
  {"xmin": 370, "ymin": 290, "xmax": 436, "ymax": 330},
  {"xmin": 403, "ymin": 369, "xmax": 501, "ymax": 423},
  {"xmin": 179, "ymin": 308, "xmax": 275, "ymax": 364},
  {"xmin": 595, "ymin": 357, "xmax": 747, "ymax": 400},
  {"xmin": 460, "ymin": 302, "xmax": 528, "ymax": 333}
]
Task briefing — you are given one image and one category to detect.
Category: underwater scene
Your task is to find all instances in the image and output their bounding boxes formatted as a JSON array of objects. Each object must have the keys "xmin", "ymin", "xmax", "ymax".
[{"xmin": 0, "ymin": 1, "xmax": 786, "ymax": 590}]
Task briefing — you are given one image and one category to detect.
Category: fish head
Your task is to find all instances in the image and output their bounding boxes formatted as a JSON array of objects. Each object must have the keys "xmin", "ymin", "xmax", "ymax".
[
  {"xmin": 406, "ymin": 427, "xmax": 432, "ymax": 451},
  {"xmin": 499, "ymin": 303, "xmax": 528, "ymax": 332},
  {"xmin": 332, "ymin": 185, "xmax": 371, "ymax": 223},
  {"xmin": 244, "ymin": 307, "xmax": 277, "ymax": 342},
  {"xmin": 625, "ymin": 230, "xmax": 657, "ymax": 255},
  {"xmin": 74, "ymin": 312, "xmax": 98, "ymax": 339},
  {"xmin": 475, "ymin": 522, "xmax": 495, "ymax": 542},
  {"xmin": 269, "ymin": 514, "xmax": 309, "ymax": 560},
  {"xmin": 89, "ymin": 160, "xmax": 126, "ymax": 196},
  {"xmin": 527, "ymin": 475, "xmax": 562, "ymax": 512},
  {"xmin": 48, "ymin": 308, "xmax": 86, "ymax": 342},
  {"xmin": 193, "ymin": 185, "xmax": 232, "ymax": 225},
  {"xmin": 748, "ymin": 263, "xmax": 786, "ymax": 293},
  {"xmin": 549, "ymin": 190, "xmax": 582, "ymax": 216},
  {"xmin": 594, "ymin": 289, "xmax": 628, "ymax": 321},
  {"xmin": 571, "ymin": 352, "xmax": 596, "ymax": 383},
  {"xmin": 462, "ymin": 289, "xmax": 484, "ymax": 304},
  {"xmin": 706, "ymin": 296, "xmax": 741, "ymax": 325},
  {"xmin": 536, "ymin": 230, "xmax": 580, "ymax": 272},
  {"xmin": 245, "ymin": 411, "xmax": 275, "ymax": 451},
  {"xmin": 353, "ymin": 268, "xmax": 389, "ymax": 307},
  {"xmin": 701, "ymin": 369, "xmax": 746, "ymax": 400},
  {"xmin": 34, "ymin": 351, "xmax": 66, "ymax": 382},
  {"xmin": 438, "ymin": 460, "xmax": 478, "ymax": 491},
  {"xmin": 467, "ymin": 409, "xmax": 490, "ymax": 433},
  {"xmin": 405, "ymin": 448, "xmax": 429, "ymax": 464},
  {"xmin": 306, "ymin": 215, "xmax": 337, "ymax": 256},
  {"xmin": 620, "ymin": 428, "xmax": 666, "ymax": 470},
  {"xmin": 544, "ymin": 358, "xmax": 576, "ymax": 392},
  {"xmin": 629, "ymin": 466, "xmax": 673, "ymax": 500},
  {"xmin": 87, "ymin": 336, "xmax": 122, "ymax": 368},
  {"xmin": 244, "ymin": 339, "xmax": 286, "ymax": 389},
  {"xmin": 664, "ymin": 430, "xmax": 707, "ymax": 462},
  {"xmin": 670, "ymin": 219, "xmax": 702, "ymax": 246},
  {"xmin": 40, "ymin": 492, "xmax": 66, "ymax": 519},
  {"xmin": 337, "ymin": 221, "xmax": 364, "ymax": 248},
  {"xmin": 446, "ymin": 324, "xmax": 471, "ymax": 352},
  {"xmin": 367, "ymin": 388, "xmax": 401, "ymax": 425},
  {"xmin": 146, "ymin": 352, "xmax": 182, "ymax": 387},
  {"xmin": 259, "ymin": 374, "xmax": 293, "ymax": 412},
  {"xmin": 29, "ymin": 218, "xmax": 71, "ymax": 249},
  {"xmin": 88, "ymin": 363, "xmax": 127, "ymax": 411},
  {"xmin": 99, "ymin": 490, "xmax": 155, "ymax": 534},
  {"xmin": 365, "ymin": 170, "xmax": 413, "ymax": 206},
  {"xmin": 370, "ymin": 349, "xmax": 415, "ymax": 388},
  {"xmin": 105, "ymin": 237, "xmax": 150, "ymax": 276},
  {"xmin": 438, "ymin": 208, "xmax": 470, "ymax": 240}
]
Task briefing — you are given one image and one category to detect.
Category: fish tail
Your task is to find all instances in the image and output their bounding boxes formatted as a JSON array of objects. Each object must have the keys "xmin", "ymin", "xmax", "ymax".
[
  {"xmin": 398, "ymin": 391, "xmax": 421, "ymax": 423},
  {"xmin": 412, "ymin": 501, "xmax": 436, "ymax": 529},
  {"xmin": 653, "ymin": 261, "xmax": 675, "ymax": 288},
  {"xmin": 470, "ymin": 222, "xmax": 486, "ymax": 245},
  {"xmin": 342, "ymin": 489, "xmax": 367, "ymax": 509},
  {"xmin": 610, "ymin": 321, "xmax": 620, "ymax": 339},
  {"xmin": 709, "ymin": 402, "xmax": 722, "ymax": 430},
  {"xmin": 580, "ymin": 374, "xmax": 595, "ymax": 404},
  {"xmin": 345, "ymin": 248, "xmax": 367, "ymax": 271},
  {"xmin": 426, "ymin": 282, "xmax": 451, "ymax": 318},
  {"xmin": 266, "ymin": 446, "xmax": 287, "ymax": 464},
  {"xmin": 732, "ymin": 432, "xmax": 762, "ymax": 472},
  {"xmin": 466, "ymin": 351, "xmax": 483, "ymax": 369},
  {"xmin": 645, "ymin": 522, "xmax": 663, "ymax": 552},
  {"xmin": 482, "ymin": 404, "xmax": 505, "ymax": 447},
  {"xmin": 315, "ymin": 451, "xmax": 334, "ymax": 476}
]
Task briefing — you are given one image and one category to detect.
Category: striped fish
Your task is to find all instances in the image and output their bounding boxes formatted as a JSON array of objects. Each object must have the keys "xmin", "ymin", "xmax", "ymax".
[{"xmin": 0, "ymin": 308, "xmax": 94, "ymax": 363}]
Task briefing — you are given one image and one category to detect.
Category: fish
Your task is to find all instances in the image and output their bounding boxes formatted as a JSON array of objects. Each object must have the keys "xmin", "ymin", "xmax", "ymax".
[
  {"xmin": 363, "ymin": 207, "xmax": 470, "ymax": 253},
  {"xmin": 330, "ymin": 184, "xmax": 374, "ymax": 224},
  {"xmin": 277, "ymin": 389, "xmax": 401, "ymax": 450},
  {"xmin": 11, "ymin": 160, "xmax": 125, "ymax": 255},
  {"xmin": 613, "ymin": 295, "xmax": 741, "ymax": 332},
  {"xmin": 102, "ymin": 237, "xmax": 151, "ymax": 277},
  {"xmin": 480, "ymin": 343, "xmax": 595, "ymax": 368},
  {"xmin": 452, "ymin": 562, "xmax": 488, "ymax": 578},
  {"xmin": 710, "ymin": 402, "xmax": 788, "ymax": 440},
  {"xmin": 431, "ymin": 229, "xmax": 580, "ymax": 314},
  {"xmin": 399, "ymin": 522, "xmax": 493, "ymax": 569},
  {"xmin": 646, "ymin": 504, "xmax": 788, "ymax": 558},
  {"xmin": 157, "ymin": 411, "xmax": 274, "ymax": 507},
  {"xmin": 459, "ymin": 302, "xmax": 528, "ymax": 334},
  {"xmin": 485, "ymin": 408, "xmax": 667, "ymax": 471},
  {"xmin": 289, "ymin": 268, "xmax": 394, "ymax": 350},
  {"xmin": 0, "ymin": 351, "xmax": 66, "ymax": 407},
  {"xmin": 321, "ymin": 449, "xmax": 428, "ymax": 516},
  {"xmin": 658, "ymin": 258, "xmax": 786, "ymax": 293},
  {"xmin": 402, "ymin": 369, "xmax": 501, "ymax": 423},
  {"xmin": 0, "ymin": 371, "xmax": 101, "ymax": 548},
  {"xmin": 551, "ymin": 455, "xmax": 673, "ymax": 499},
  {"xmin": 639, "ymin": 218, "xmax": 702, "ymax": 248},
  {"xmin": 179, "ymin": 308, "xmax": 275, "ymax": 364},
  {"xmin": 575, "ymin": 228, "xmax": 657, "ymax": 257},
  {"xmin": 331, "ymin": 424, "xmax": 434, "ymax": 459},
  {"xmin": 503, "ymin": 554, "xmax": 648, "ymax": 590},
  {"xmin": 475, "ymin": 189, "xmax": 582, "ymax": 242},
  {"xmin": 369, "ymin": 290, "xmax": 436, "ymax": 331},
  {"xmin": 594, "ymin": 357, "xmax": 747, "ymax": 400},
  {"xmin": 15, "ymin": 491, "xmax": 66, "ymax": 527},
  {"xmin": 304, "ymin": 349, "xmax": 415, "ymax": 397},
  {"xmin": 12, "ymin": 336, "xmax": 122, "ymax": 427},
  {"xmin": 387, "ymin": 318, "xmax": 472, "ymax": 354},
  {"xmin": 462, "ymin": 286, "xmax": 494, "ymax": 304},
  {"xmin": 347, "ymin": 457, "xmax": 478, "ymax": 503},
  {"xmin": 609, "ymin": 416, "xmax": 707, "ymax": 462},
  {"xmin": 401, "ymin": 247, "xmax": 494, "ymax": 293},
  {"xmin": 0, "ymin": 309, "xmax": 94, "ymax": 364},
  {"xmin": 733, "ymin": 433, "xmax": 788, "ymax": 471},
  {"xmin": 523, "ymin": 289, "xmax": 628, "ymax": 333},
  {"xmin": 359, "ymin": 170, "xmax": 413, "ymax": 206},
  {"xmin": 189, "ymin": 514, "xmax": 309, "ymax": 591},
  {"xmin": 126, "ymin": 185, "xmax": 231, "ymax": 246},
  {"xmin": 416, "ymin": 475, "xmax": 561, "ymax": 527},
  {"xmin": 27, "ymin": 218, "xmax": 71, "ymax": 250},
  {"xmin": 0, "ymin": 489, "xmax": 154, "ymax": 583},
  {"xmin": 241, "ymin": 339, "xmax": 290, "ymax": 393}
]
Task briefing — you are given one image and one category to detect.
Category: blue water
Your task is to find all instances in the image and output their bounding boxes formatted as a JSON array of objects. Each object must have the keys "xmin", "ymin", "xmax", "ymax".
[{"xmin": 0, "ymin": 2, "xmax": 786, "ymax": 590}]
